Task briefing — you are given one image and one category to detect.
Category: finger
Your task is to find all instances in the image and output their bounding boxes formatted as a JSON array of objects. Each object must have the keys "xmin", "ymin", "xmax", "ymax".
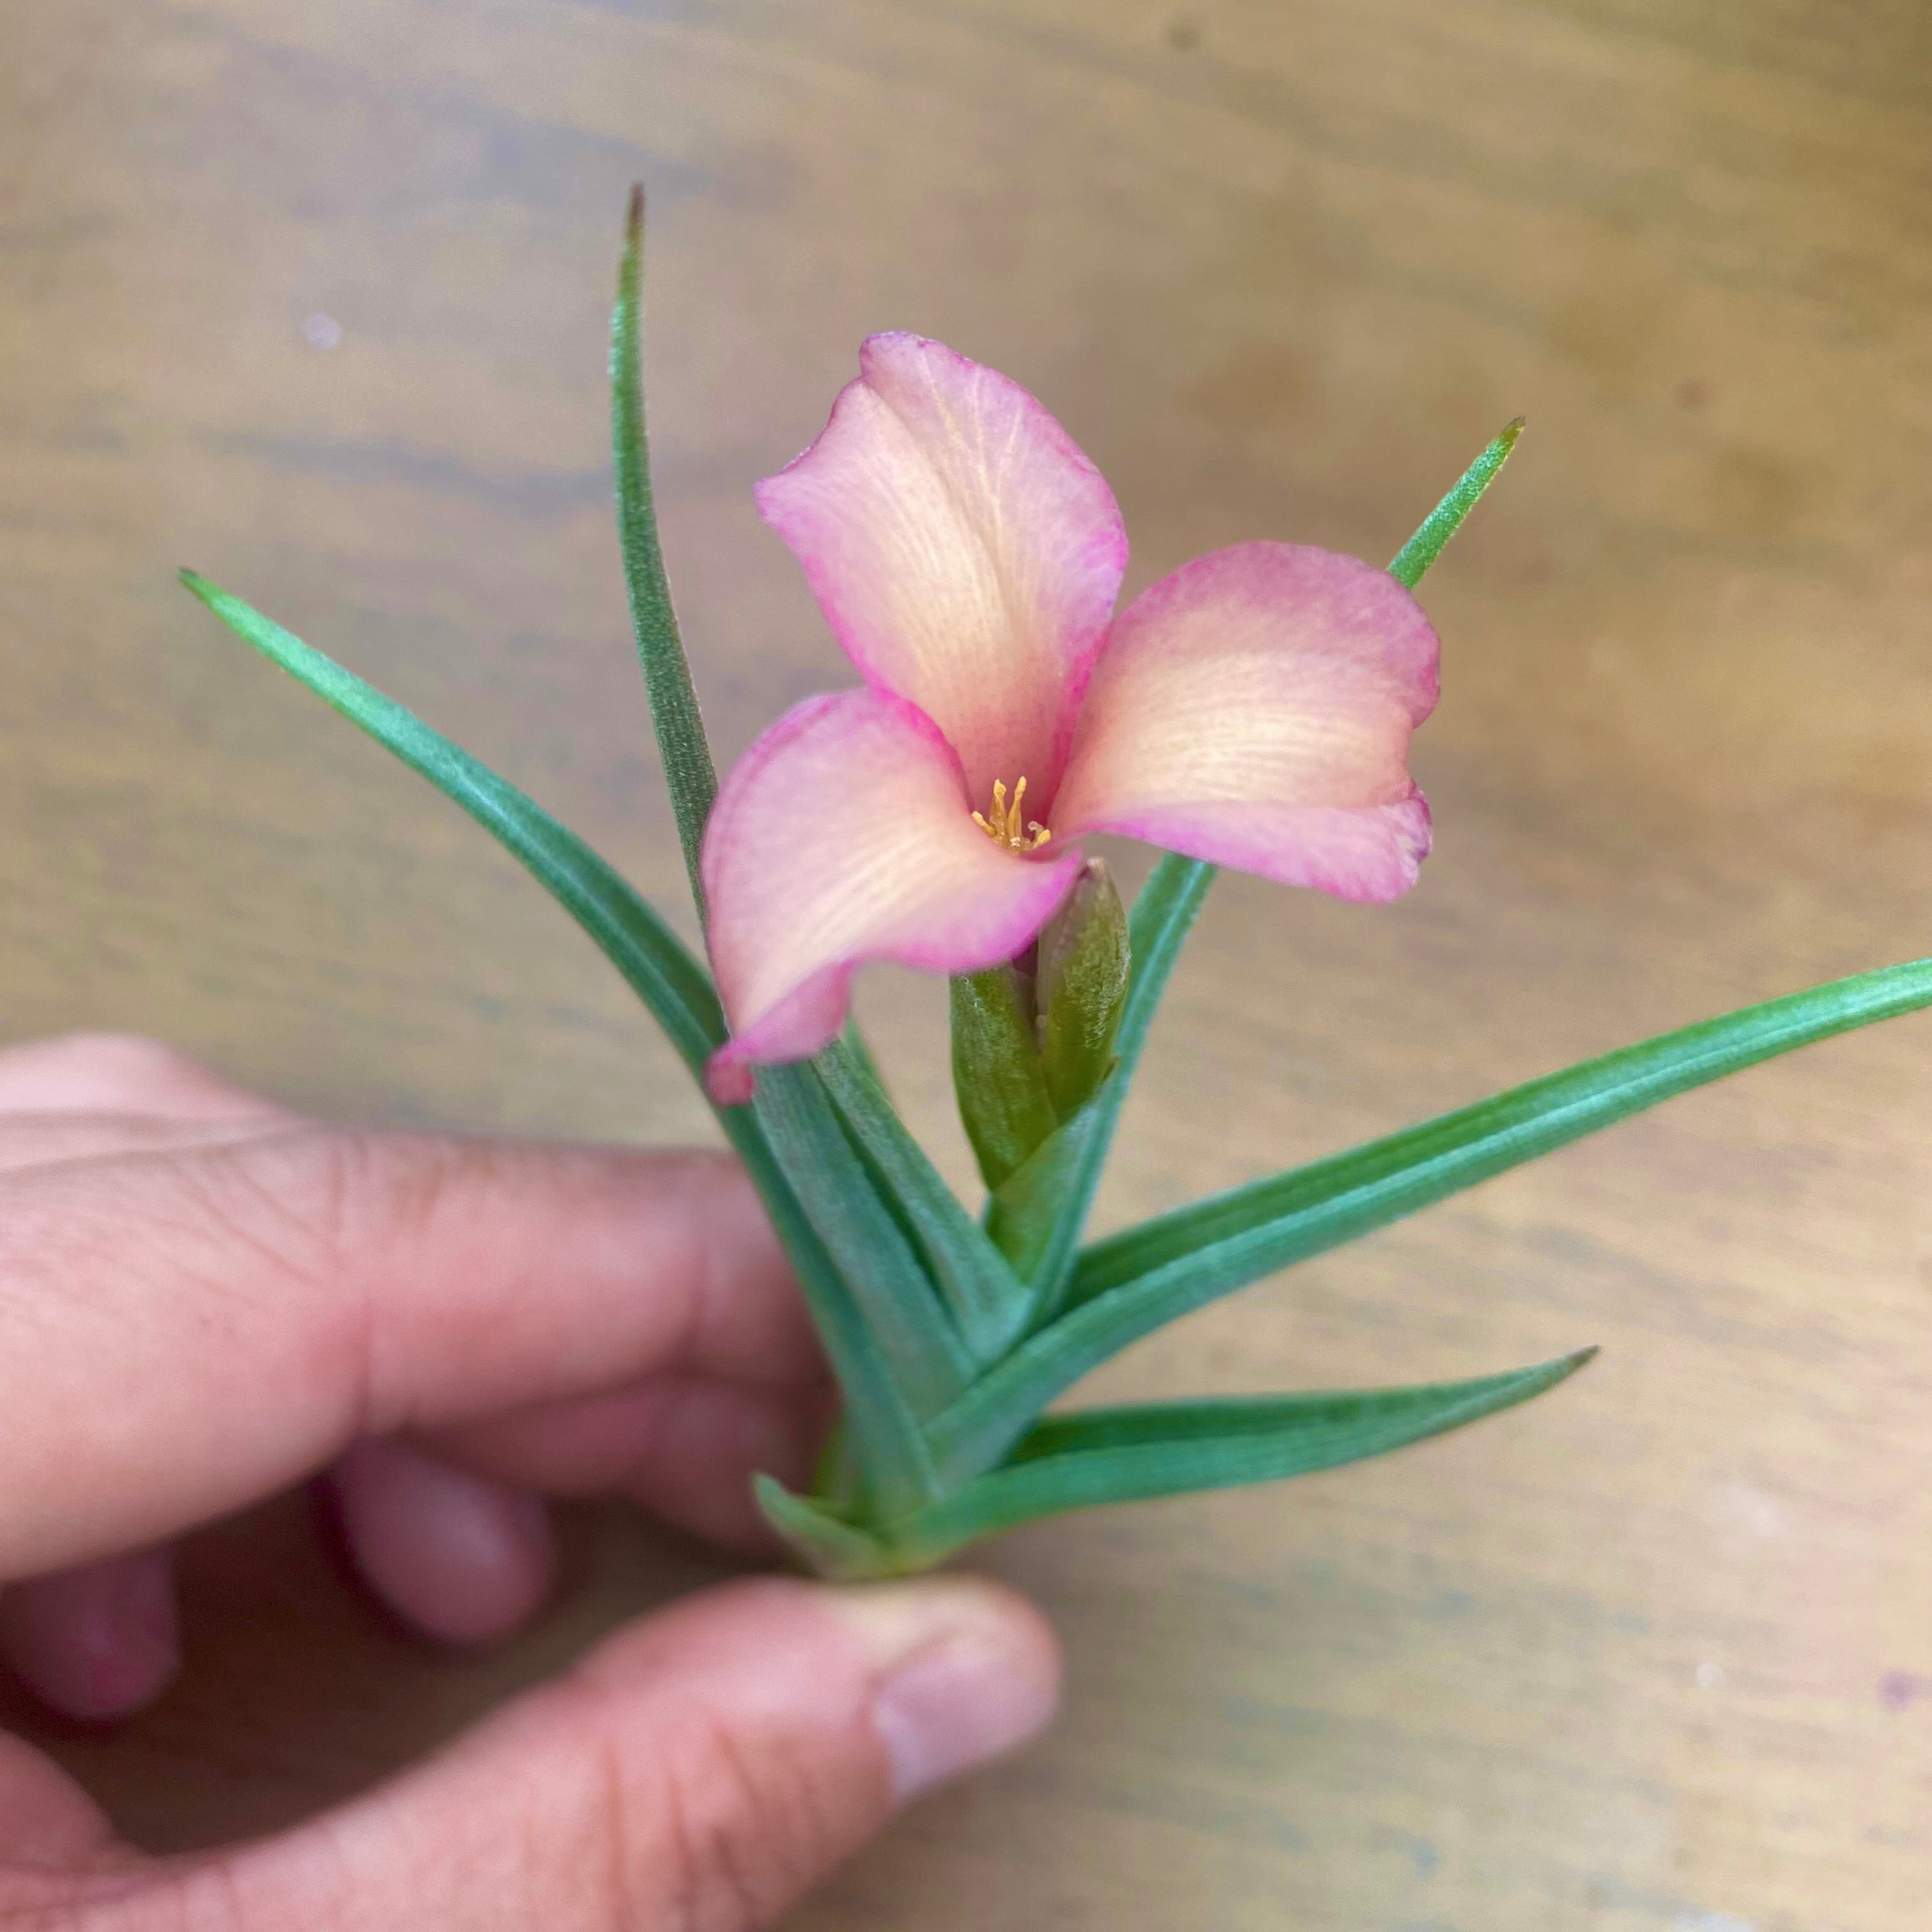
[
  {"xmin": 329, "ymin": 1439, "xmax": 555, "ymax": 1646},
  {"xmin": 429, "ymin": 1373, "xmax": 838, "ymax": 1553},
  {"xmin": 0, "ymin": 1114, "xmax": 280, "ymax": 1177},
  {"xmin": 160, "ymin": 1576, "xmax": 1059, "ymax": 1932},
  {"xmin": 0, "ymin": 1133, "xmax": 811, "ymax": 1582},
  {"xmin": 0, "ymin": 1549, "xmax": 180, "ymax": 1722},
  {"xmin": 0, "ymin": 1032, "xmax": 287, "ymax": 1122},
  {"xmin": 0, "ymin": 1731, "xmax": 119, "ymax": 1866}
]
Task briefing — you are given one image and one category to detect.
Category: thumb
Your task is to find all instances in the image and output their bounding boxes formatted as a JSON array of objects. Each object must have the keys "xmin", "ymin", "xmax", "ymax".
[{"xmin": 158, "ymin": 1575, "xmax": 1058, "ymax": 1931}]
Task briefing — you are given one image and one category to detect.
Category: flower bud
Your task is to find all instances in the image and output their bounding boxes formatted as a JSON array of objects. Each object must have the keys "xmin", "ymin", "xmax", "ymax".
[
  {"xmin": 950, "ymin": 964, "xmax": 1057, "ymax": 1192},
  {"xmin": 1034, "ymin": 857, "xmax": 1130, "ymax": 1118}
]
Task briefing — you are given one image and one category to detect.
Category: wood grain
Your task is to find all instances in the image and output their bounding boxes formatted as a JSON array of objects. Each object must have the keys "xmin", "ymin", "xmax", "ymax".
[{"xmin": 2, "ymin": 2, "xmax": 1928, "ymax": 1926}]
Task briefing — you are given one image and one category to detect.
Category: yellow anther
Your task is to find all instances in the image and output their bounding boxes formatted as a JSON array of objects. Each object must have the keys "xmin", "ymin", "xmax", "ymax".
[{"xmin": 972, "ymin": 776, "xmax": 1053, "ymax": 853}]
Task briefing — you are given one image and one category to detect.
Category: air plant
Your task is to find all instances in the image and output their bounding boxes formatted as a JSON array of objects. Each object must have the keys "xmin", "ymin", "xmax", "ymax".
[{"xmin": 180, "ymin": 195, "xmax": 1932, "ymax": 1579}]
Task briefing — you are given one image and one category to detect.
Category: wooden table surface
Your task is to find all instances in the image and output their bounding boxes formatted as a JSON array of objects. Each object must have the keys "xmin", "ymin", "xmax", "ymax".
[{"xmin": 3, "ymin": 3, "xmax": 1929, "ymax": 1926}]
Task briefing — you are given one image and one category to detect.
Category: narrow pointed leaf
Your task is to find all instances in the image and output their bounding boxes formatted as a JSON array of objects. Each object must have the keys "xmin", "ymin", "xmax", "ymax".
[
  {"xmin": 754, "ymin": 1065, "xmax": 972, "ymax": 1460},
  {"xmin": 984, "ymin": 1088, "xmax": 1113, "ymax": 1295},
  {"xmin": 178, "ymin": 571, "xmax": 929, "ymax": 1509},
  {"xmin": 613, "ymin": 185, "xmax": 717, "ymax": 915},
  {"xmin": 1073, "ymin": 954, "xmax": 1932, "ymax": 1310},
  {"xmin": 180, "ymin": 571, "xmax": 722, "ymax": 1075},
  {"xmin": 838, "ymin": 1017, "xmax": 891, "ymax": 1101},
  {"xmin": 816, "ymin": 1042, "xmax": 1031, "ymax": 1364},
  {"xmin": 744, "ymin": 1146, "xmax": 939, "ymax": 1522},
  {"xmin": 809, "ymin": 1417, "xmax": 870, "ymax": 1516},
  {"xmin": 900, "ymin": 1351, "xmax": 1593, "ymax": 1564},
  {"xmin": 755, "ymin": 1476, "xmax": 900, "ymax": 1582},
  {"xmin": 1388, "ymin": 418, "xmax": 1523, "ymax": 591},
  {"xmin": 931, "ymin": 956, "xmax": 1932, "ymax": 1475}
]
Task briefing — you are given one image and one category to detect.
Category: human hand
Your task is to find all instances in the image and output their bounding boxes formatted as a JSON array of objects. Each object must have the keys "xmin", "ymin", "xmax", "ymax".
[{"xmin": 0, "ymin": 1033, "xmax": 1059, "ymax": 1928}]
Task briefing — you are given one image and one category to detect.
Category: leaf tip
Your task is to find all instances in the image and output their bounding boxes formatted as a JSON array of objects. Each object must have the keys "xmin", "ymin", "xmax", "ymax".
[{"xmin": 624, "ymin": 180, "xmax": 645, "ymax": 250}]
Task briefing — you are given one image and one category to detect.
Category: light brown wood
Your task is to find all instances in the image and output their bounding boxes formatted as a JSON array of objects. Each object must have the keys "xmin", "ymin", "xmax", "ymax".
[{"xmin": 3, "ymin": 1, "xmax": 1929, "ymax": 1924}]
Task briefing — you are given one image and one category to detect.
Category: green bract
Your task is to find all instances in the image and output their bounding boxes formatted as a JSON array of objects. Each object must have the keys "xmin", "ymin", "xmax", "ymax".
[{"xmin": 178, "ymin": 203, "xmax": 1932, "ymax": 1578}]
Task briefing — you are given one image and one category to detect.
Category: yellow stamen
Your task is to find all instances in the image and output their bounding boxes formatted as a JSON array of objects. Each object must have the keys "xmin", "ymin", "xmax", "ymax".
[{"xmin": 972, "ymin": 776, "xmax": 1053, "ymax": 852}]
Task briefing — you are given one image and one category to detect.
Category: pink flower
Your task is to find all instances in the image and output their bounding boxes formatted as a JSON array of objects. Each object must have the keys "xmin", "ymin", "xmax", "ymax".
[{"xmin": 702, "ymin": 335, "xmax": 1439, "ymax": 1105}]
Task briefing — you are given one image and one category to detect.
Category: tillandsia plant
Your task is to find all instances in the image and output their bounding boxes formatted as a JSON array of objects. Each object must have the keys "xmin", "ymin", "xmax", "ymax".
[{"xmin": 180, "ymin": 192, "xmax": 1932, "ymax": 1580}]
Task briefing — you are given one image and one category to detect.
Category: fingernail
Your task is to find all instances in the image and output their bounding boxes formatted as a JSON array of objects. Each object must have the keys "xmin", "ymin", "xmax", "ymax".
[{"xmin": 829, "ymin": 1578, "xmax": 1060, "ymax": 1802}]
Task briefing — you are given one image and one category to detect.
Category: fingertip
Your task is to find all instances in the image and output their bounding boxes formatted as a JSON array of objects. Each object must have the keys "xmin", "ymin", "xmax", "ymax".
[
  {"xmin": 0, "ymin": 1731, "xmax": 119, "ymax": 1863},
  {"xmin": 330, "ymin": 1439, "xmax": 555, "ymax": 1646},
  {"xmin": 824, "ymin": 1574, "xmax": 1062, "ymax": 1802},
  {"xmin": 0, "ymin": 1032, "xmax": 285, "ymax": 1121},
  {"xmin": 0, "ymin": 1547, "xmax": 181, "ymax": 1723},
  {"xmin": 204, "ymin": 1569, "xmax": 1061, "ymax": 1930}
]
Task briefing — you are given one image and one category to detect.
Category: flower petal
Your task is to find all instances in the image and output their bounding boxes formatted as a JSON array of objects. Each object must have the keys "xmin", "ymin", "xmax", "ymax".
[
  {"xmin": 1052, "ymin": 543, "xmax": 1440, "ymax": 903},
  {"xmin": 755, "ymin": 334, "xmax": 1128, "ymax": 806},
  {"xmin": 701, "ymin": 688, "xmax": 1084, "ymax": 1102}
]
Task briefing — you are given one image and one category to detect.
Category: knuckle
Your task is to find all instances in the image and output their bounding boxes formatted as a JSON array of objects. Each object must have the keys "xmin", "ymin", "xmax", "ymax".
[
  {"xmin": 194, "ymin": 1130, "xmax": 456, "ymax": 1281},
  {"xmin": 346, "ymin": 1133, "xmax": 491, "ymax": 1243},
  {"xmin": 165, "ymin": 1133, "xmax": 348, "ymax": 1287},
  {"xmin": 33, "ymin": 1032, "xmax": 211, "ymax": 1097},
  {"xmin": 0, "ymin": 1033, "xmax": 277, "ymax": 1124},
  {"xmin": 281, "ymin": 1132, "xmax": 516, "ymax": 1432}
]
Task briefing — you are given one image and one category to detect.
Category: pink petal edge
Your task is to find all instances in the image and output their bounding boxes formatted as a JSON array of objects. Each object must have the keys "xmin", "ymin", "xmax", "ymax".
[
  {"xmin": 1087, "ymin": 795, "xmax": 1434, "ymax": 903},
  {"xmin": 754, "ymin": 334, "xmax": 1128, "ymax": 807},
  {"xmin": 1053, "ymin": 542, "xmax": 1440, "ymax": 901}
]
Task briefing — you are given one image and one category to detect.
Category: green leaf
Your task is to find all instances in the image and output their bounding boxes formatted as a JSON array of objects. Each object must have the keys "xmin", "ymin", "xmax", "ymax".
[
  {"xmin": 755, "ymin": 1476, "xmax": 900, "ymax": 1581},
  {"xmin": 753, "ymin": 1065, "xmax": 972, "ymax": 1450},
  {"xmin": 612, "ymin": 199, "xmax": 954, "ymax": 1501},
  {"xmin": 740, "ymin": 1130, "xmax": 940, "ymax": 1522},
  {"xmin": 838, "ymin": 1017, "xmax": 891, "ymax": 1103},
  {"xmin": 950, "ymin": 966, "xmax": 1057, "ymax": 1192},
  {"xmin": 809, "ymin": 1416, "xmax": 870, "ymax": 1515},
  {"xmin": 981, "ymin": 1089, "xmax": 1114, "ymax": 1314},
  {"xmin": 815, "ymin": 1041, "xmax": 1031, "ymax": 1363},
  {"xmin": 1387, "ymin": 418, "xmax": 1524, "ymax": 591},
  {"xmin": 612, "ymin": 185, "xmax": 717, "ymax": 916},
  {"xmin": 930, "ymin": 955, "xmax": 1932, "ymax": 1475},
  {"xmin": 180, "ymin": 571, "xmax": 723, "ymax": 1076},
  {"xmin": 898, "ymin": 1351, "xmax": 1593, "ymax": 1565},
  {"xmin": 178, "ymin": 571, "xmax": 931, "ymax": 1515}
]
